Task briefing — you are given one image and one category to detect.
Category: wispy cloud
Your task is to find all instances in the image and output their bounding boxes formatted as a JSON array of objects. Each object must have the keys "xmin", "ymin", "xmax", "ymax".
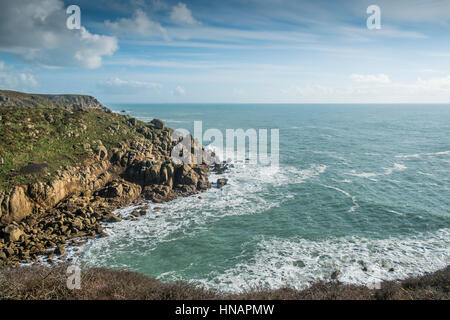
[
  {"xmin": 0, "ymin": 61, "xmax": 38, "ymax": 90},
  {"xmin": 98, "ymin": 77, "xmax": 162, "ymax": 94},
  {"xmin": 105, "ymin": 9, "xmax": 168, "ymax": 39}
]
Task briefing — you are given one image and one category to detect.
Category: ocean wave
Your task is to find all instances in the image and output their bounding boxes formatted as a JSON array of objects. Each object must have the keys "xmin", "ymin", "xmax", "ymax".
[
  {"xmin": 192, "ymin": 229, "xmax": 450, "ymax": 293},
  {"xmin": 347, "ymin": 163, "xmax": 406, "ymax": 181},
  {"xmin": 395, "ymin": 150, "xmax": 450, "ymax": 159},
  {"xmin": 76, "ymin": 161, "xmax": 327, "ymax": 267},
  {"xmin": 383, "ymin": 163, "xmax": 407, "ymax": 175},
  {"xmin": 321, "ymin": 184, "xmax": 359, "ymax": 212}
]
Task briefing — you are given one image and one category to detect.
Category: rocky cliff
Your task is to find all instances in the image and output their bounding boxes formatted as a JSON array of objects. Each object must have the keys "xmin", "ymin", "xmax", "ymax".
[
  {"xmin": 0, "ymin": 90, "xmax": 109, "ymax": 112},
  {"xmin": 0, "ymin": 91, "xmax": 212, "ymax": 265}
]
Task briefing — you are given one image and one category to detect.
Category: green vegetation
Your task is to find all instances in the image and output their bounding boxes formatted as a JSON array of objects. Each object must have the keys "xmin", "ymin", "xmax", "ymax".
[{"xmin": 0, "ymin": 106, "xmax": 150, "ymax": 191}]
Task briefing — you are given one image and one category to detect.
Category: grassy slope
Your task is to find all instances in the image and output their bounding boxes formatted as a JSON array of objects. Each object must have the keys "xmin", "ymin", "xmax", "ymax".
[{"xmin": 0, "ymin": 106, "xmax": 149, "ymax": 191}]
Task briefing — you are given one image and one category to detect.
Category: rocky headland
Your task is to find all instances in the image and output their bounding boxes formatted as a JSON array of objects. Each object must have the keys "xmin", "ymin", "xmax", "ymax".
[{"xmin": 0, "ymin": 90, "xmax": 213, "ymax": 265}]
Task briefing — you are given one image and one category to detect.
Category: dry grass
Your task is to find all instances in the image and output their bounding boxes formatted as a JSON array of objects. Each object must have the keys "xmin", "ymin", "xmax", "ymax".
[
  {"xmin": 0, "ymin": 264, "xmax": 448, "ymax": 300},
  {"xmin": 0, "ymin": 264, "xmax": 217, "ymax": 300}
]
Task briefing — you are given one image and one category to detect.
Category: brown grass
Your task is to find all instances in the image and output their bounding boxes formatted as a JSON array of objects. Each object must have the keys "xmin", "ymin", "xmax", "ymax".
[{"xmin": 0, "ymin": 264, "xmax": 449, "ymax": 300}]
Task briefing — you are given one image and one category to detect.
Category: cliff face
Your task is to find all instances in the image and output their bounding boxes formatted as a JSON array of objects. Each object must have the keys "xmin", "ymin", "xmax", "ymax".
[
  {"xmin": 0, "ymin": 90, "xmax": 109, "ymax": 112},
  {"xmin": 0, "ymin": 91, "xmax": 212, "ymax": 265}
]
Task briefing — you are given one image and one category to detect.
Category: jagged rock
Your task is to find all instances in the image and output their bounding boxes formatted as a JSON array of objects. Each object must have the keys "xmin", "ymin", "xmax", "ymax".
[
  {"xmin": 1, "ymin": 186, "xmax": 34, "ymax": 224},
  {"xmin": 3, "ymin": 225, "xmax": 24, "ymax": 242},
  {"xmin": 212, "ymin": 161, "xmax": 232, "ymax": 174},
  {"xmin": 97, "ymin": 182, "xmax": 123, "ymax": 198},
  {"xmin": 71, "ymin": 218, "xmax": 83, "ymax": 230},
  {"xmin": 103, "ymin": 214, "xmax": 122, "ymax": 223},
  {"xmin": 216, "ymin": 178, "xmax": 228, "ymax": 188},
  {"xmin": 128, "ymin": 117, "xmax": 137, "ymax": 126},
  {"xmin": 55, "ymin": 245, "xmax": 66, "ymax": 255},
  {"xmin": 331, "ymin": 270, "xmax": 341, "ymax": 279},
  {"xmin": 95, "ymin": 145, "xmax": 108, "ymax": 161},
  {"xmin": 150, "ymin": 119, "xmax": 165, "ymax": 129},
  {"xmin": 176, "ymin": 164, "xmax": 199, "ymax": 186}
]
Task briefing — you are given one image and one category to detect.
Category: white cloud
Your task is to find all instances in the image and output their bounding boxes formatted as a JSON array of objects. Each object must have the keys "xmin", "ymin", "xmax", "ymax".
[
  {"xmin": 105, "ymin": 9, "xmax": 168, "ymax": 39},
  {"xmin": 0, "ymin": 0, "xmax": 118, "ymax": 69},
  {"xmin": 281, "ymin": 75, "xmax": 450, "ymax": 103},
  {"xmin": 0, "ymin": 62, "xmax": 38, "ymax": 90},
  {"xmin": 170, "ymin": 3, "xmax": 199, "ymax": 25},
  {"xmin": 99, "ymin": 77, "xmax": 163, "ymax": 94},
  {"xmin": 171, "ymin": 85, "xmax": 186, "ymax": 96},
  {"xmin": 350, "ymin": 74, "xmax": 391, "ymax": 84},
  {"xmin": 415, "ymin": 76, "xmax": 450, "ymax": 92}
]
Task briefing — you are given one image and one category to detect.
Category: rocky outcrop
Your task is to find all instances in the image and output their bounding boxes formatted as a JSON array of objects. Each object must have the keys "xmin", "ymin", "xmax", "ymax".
[
  {"xmin": 0, "ymin": 116, "xmax": 212, "ymax": 265},
  {"xmin": 0, "ymin": 90, "xmax": 109, "ymax": 112},
  {"xmin": 0, "ymin": 160, "xmax": 112, "ymax": 224}
]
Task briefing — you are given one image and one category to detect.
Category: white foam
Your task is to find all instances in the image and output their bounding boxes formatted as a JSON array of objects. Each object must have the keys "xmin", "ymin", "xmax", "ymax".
[
  {"xmin": 321, "ymin": 184, "xmax": 360, "ymax": 212},
  {"xmin": 347, "ymin": 170, "xmax": 378, "ymax": 181},
  {"xmin": 190, "ymin": 229, "xmax": 450, "ymax": 293},
  {"xmin": 431, "ymin": 150, "xmax": 450, "ymax": 156},
  {"xmin": 77, "ymin": 161, "xmax": 327, "ymax": 268},
  {"xmin": 395, "ymin": 154, "xmax": 421, "ymax": 159},
  {"xmin": 383, "ymin": 163, "xmax": 407, "ymax": 175},
  {"xmin": 395, "ymin": 150, "xmax": 450, "ymax": 159},
  {"xmin": 347, "ymin": 163, "xmax": 407, "ymax": 181}
]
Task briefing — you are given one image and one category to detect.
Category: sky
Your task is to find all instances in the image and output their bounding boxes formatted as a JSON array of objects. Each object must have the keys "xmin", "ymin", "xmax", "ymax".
[{"xmin": 0, "ymin": 0, "xmax": 450, "ymax": 103}]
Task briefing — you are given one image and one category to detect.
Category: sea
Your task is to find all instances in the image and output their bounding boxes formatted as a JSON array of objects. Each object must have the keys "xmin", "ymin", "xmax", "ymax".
[{"xmin": 72, "ymin": 104, "xmax": 450, "ymax": 292}]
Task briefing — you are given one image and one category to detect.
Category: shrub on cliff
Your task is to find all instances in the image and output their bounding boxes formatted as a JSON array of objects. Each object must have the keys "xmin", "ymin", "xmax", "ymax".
[{"xmin": 0, "ymin": 264, "xmax": 448, "ymax": 300}]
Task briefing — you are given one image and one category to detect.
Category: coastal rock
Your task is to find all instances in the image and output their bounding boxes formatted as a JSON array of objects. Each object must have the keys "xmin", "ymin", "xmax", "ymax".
[
  {"xmin": 95, "ymin": 145, "xmax": 108, "ymax": 161},
  {"xmin": 103, "ymin": 214, "xmax": 122, "ymax": 223},
  {"xmin": 331, "ymin": 270, "xmax": 341, "ymax": 280},
  {"xmin": 55, "ymin": 245, "xmax": 66, "ymax": 256},
  {"xmin": 150, "ymin": 119, "xmax": 165, "ymax": 129},
  {"xmin": 1, "ymin": 186, "xmax": 34, "ymax": 224},
  {"xmin": 216, "ymin": 178, "xmax": 228, "ymax": 188},
  {"xmin": 3, "ymin": 225, "xmax": 24, "ymax": 242}
]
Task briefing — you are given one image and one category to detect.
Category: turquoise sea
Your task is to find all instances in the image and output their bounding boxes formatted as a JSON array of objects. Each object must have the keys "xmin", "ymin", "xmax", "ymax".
[{"xmin": 75, "ymin": 104, "xmax": 450, "ymax": 292}]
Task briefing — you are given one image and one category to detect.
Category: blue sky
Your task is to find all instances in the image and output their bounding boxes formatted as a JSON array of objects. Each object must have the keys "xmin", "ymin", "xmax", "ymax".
[{"xmin": 1, "ymin": 0, "xmax": 450, "ymax": 103}]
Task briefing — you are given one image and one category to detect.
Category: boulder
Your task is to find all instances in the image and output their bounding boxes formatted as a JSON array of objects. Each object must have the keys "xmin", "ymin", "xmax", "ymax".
[
  {"xmin": 1, "ymin": 186, "xmax": 34, "ymax": 223},
  {"xmin": 55, "ymin": 245, "xmax": 66, "ymax": 255},
  {"xmin": 150, "ymin": 119, "xmax": 165, "ymax": 129},
  {"xmin": 95, "ymin": 145, "xmax": 108, "ymax": 161},
  {"xmin": 98, "ymin": 182, "xmax": 123, "ymax": 198},
  {"xmin": 3, "ymin": 225, "xmax": 24, "ymax": 242},
  {"xmin": 331, "ymin": 270, "xmax": 341, "ymax": 280},
  {"xmin": 176, "ymin": 164, "xmax": 199, "ymax": 186},
  {"xmin": 216, "ymin": 178, "xmax": 228, "ymax": 188},
  {"xmin": 103, "ymin": 214, "xmax": 122, "ymax": 223},
  {"xmin": 128, "ymin": 117, "xmax": 137, "ymax": 126},
  {"xmin": 71, "ymin": 218, "xmax": 83, "ymax": 230}
]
